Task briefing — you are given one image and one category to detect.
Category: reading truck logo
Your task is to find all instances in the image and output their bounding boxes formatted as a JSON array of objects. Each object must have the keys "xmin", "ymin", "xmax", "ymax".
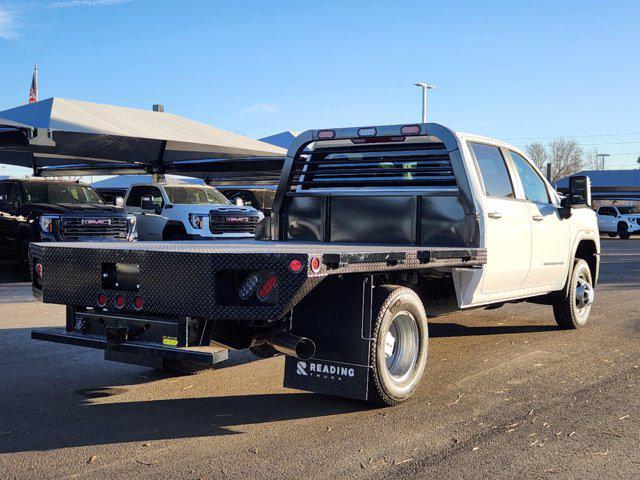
[{"xmin": 296, "ymin": 361, "xmax": 355, "ymax": 381}]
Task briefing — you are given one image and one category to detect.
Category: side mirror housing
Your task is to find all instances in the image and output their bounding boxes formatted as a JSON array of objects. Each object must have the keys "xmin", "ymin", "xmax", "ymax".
[
  {"xmin": 569, "ymin": 175, "xmax": 592, "ymax": 208},
  {"xmin": 140, "ymin": 196, "xmax": 155, "ymax": 210},
  {"xmin": 235, "ymin": 197, "xmax": 244, "ymax": 206},
  {"xmin": 115, "ymin": 196, "xmax": 125, "ymax": 208}
]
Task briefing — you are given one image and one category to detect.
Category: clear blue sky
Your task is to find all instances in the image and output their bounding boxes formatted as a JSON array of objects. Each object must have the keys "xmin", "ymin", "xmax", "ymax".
[{"xmin": 1, "ymin": 0, "xmax": 639, "ymax": 176}]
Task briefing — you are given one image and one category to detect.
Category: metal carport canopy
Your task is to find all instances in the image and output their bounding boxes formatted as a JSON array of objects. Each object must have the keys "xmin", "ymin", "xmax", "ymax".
[{"xmin": 0, "ymin": 97, "xmax": 286, "ymax": 177}]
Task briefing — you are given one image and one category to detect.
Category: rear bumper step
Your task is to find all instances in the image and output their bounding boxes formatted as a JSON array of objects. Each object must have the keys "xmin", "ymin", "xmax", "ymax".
[{"xmin": 31, "ymin": 328, "xmax": 228, "ymax": 368}]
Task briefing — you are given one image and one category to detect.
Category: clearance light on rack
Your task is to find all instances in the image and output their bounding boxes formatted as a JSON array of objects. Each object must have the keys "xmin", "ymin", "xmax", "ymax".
[
  {"xmin": 401, "ymin": 125, "xmax": 421, "ymax": 135},
  {"xmin": 358, "ymin": 127, "xmax": 377, "ymax": 137},
  {"xmin": 317, "ymin": 130, "xmax": 336, "ymax": 140}
]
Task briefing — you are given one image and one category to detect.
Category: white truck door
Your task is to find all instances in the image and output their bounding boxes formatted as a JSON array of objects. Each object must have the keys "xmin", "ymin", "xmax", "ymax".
[
  {"xmin": 508, "ymin": 151, "xmax": 569, "ymax": 288},
  {"xmin": 469, "ymin": 143, "xmax": 532, "ymax": 295},
  {"xmin": 597, "ymin": 207, "xmax": 615, "ymax": 232},
  {"xmin": 125, "ymin": 185, "xmax": 166, "ymax": 241}
]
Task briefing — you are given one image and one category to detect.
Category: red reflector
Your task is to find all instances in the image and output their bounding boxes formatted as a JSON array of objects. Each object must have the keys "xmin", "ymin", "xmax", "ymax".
[
  {"xmin": 401, "ymin": 125, "xmax": 421, "ymax": 135},
  {"xmin": 317, "ymin": 130, "xmax": 336, "ymax": 140},
  {"xmin": 289, "ymin": 259, "xmax": 303, "ymax": 273},
  {"xmin": 257, "ymin": 274, "xmax": 278, "ymax": 300},
  {"xmin": 115, "ymin": 295, "xmax": 125, "ymax": 309},
  {"xmin": 97, "ymin": 293, "xmax": 107, "ymax": 307},
  {"xmin": 35, "ymin": 263, "xmax": 43, "ymax": 278},
  {"xmin": 310, "ymin": 257, "xmax": 321, "ymax": 273},
  {"xmin": 133, "ymin": 296, "xmax": 144, "ymax": 310}
]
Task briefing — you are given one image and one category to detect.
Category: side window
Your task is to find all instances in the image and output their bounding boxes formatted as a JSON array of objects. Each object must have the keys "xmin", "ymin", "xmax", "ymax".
[
  {"xmin": 470, "ymin": 143, "xmax": 515, "ymax": 199},
  {"xmin": 509, "ymin": 151, "xmax": 550, "ymax": 204},
  {"xmin": 126, "ymin": 186, "xmax": 145, "ymax": 207}
]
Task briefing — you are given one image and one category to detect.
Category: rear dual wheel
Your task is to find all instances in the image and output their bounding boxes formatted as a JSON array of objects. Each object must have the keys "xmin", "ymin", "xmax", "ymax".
[{"xmin": 368, "ymin": 285, "xmax": 429, "ymax": 406}]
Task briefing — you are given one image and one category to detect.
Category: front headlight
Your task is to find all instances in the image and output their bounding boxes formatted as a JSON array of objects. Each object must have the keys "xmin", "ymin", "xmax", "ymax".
[
  {"xmin": 38, "ymin": 214, "xmax": 60, "ymax": 234},
  {"xmin": 126, "ymin": 214, "xmax": 138, "ymax": 241},
  {"xmin": 188, "ymin": 213, "xmax": 206, "ymax": 229}
]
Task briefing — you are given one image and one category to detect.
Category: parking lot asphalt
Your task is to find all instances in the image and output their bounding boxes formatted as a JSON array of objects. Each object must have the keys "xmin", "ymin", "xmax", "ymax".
[{"xmin": 0, "ymin": 239, "xmax": 638, "ymax": 479}]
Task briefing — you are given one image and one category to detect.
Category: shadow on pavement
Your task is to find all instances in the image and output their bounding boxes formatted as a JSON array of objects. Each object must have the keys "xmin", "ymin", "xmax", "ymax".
[{"xmin": 429, "ymin": 322, "xmax": 558, "ymax": 338}]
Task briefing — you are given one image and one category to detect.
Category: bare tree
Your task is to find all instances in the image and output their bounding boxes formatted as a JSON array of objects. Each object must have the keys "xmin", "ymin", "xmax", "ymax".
[
  {"xmin": 548, "ymin": 138, "xmax": 584, "ymax": 182},
  {"xmin": 583, "ymin": 147, "xmax": 601, "ymax": 170},
  {"xmin": 525, "ymin": 142, "xmax": 549, "ymax": 171},
  {"xmin": 524, "ymin": 138, "xmax": 584, "ymax": 182}
]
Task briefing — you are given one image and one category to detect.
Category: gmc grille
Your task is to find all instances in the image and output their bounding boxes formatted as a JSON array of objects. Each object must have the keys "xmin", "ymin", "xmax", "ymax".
[
  {"xmin": 60, "ymin": 216, "xmax": 128, "ymax": 241},
  {"xmin": 209, "ymin": 211, "xmax": 260, "ymax": 235}
]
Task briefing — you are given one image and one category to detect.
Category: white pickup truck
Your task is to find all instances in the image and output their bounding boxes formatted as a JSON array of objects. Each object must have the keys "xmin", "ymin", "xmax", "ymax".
[
  {"xmin": 596, "ymin": 205, "xmax": 640, "ymax": 239},
  {"xmin": 121, "ymin": 182, "xmax": 264, "ymax": 241},
  {"xmin": 31, "ymin": 123, "xmax": 601, "ymax": 406}
]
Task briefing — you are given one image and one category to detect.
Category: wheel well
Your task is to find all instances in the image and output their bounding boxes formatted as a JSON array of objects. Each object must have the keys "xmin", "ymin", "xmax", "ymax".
[
  {"xmin": 574, "ymin": 240, "xmax": 597, "ymax": 284},
  {"xmin": 617, "ymin": 221, "xmax": 628, "ymax": 229},
  {"xmin": 162, "ymin": 221, "xmax": 188, "ymax": 240}
]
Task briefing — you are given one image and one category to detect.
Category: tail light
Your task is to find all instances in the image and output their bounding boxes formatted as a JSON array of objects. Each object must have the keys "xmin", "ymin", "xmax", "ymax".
[
  {"xmin": 133, "ymin": 296, "xmax": 144, "ymax": 310},
  {"xmin": 257, "ymin": 274, "xmax": 278, "ymax": 300},
  {"xmin": 35, "ymin": 263, "xmax": 43, "ymax": 278},
  {"xmin": 97, "ymin": 293, "xmax": 107, "ymax": 307},
  {"xmin": 115, "ymin": 295, "xmax": 125, "ymax": 309},
  {"xmin": 310, "ymin": 257, "xmax": 321, "ymax": 273},
  {"xmin": 288, "ymin": 259, "xmax": 303, "ymax": 273}
]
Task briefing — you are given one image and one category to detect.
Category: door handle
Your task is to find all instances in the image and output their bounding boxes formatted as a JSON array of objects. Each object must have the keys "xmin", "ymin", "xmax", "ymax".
[
  {"xmin": 532, "ymin": 215, "xmax": 544, "ymax": 221},
  {"xmin": 488, "ymin": 212, "xmax": 502, "ymax": 219}
]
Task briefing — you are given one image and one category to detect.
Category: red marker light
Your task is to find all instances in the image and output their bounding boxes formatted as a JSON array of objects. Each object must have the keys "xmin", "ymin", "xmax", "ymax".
[
  {"xmin": 401, "ymin": 125, "xmax": 421, "ymax": 135},
  {"xmin": 115, "ymin": 295, "xmax": 125, "ymax": 309},
  {"xmin": 257, "ymin": 274, "xmax": 278, "ymax": 300},
  {"xmin": 133, "ymin": 296, "xmax": 144, "ymax": 310},
  {"xmin": 35, "ymin": 263, "xmax": 43, "ymax": 278},
  {"xmin": 288, "ymin": 259, "xmax": 303, "ymax": 273},
  {"xmin": 97, "ymin": 293, "xmax": 107, "ymax": 307},
  {"xmin": 317, "ymin": 130, "xmax": 336, "ymax": 140},
  {"xmin": 310, "ymin": 257, "xmax": 321, "ymax": 273}
]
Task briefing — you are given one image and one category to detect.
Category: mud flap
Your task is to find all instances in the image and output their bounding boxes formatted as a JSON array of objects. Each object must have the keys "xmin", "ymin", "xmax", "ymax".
[{"xmin": 283, "ymin": 274, "xmax": 373, "ymax": 401}]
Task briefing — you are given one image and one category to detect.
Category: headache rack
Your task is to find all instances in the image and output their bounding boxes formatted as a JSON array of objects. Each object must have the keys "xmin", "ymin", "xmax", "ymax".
[{"xmin": 271, "ymin": 123, "xmax": 478, "ymax": 248}]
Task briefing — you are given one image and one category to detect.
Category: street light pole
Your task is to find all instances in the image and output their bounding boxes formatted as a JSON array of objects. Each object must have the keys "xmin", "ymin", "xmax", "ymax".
[
  {"xmin": 596, "ymin": 153, "xmax": 610, "ymax": 170},
  {"xmin": 414, "ymin": 83, "xmax": 436, "ymax": 123}
]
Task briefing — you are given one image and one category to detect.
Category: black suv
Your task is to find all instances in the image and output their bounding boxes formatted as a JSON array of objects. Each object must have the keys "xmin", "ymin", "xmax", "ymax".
[{"xmin": 0, "ymin": 178, "xmax": 136, "ymax": 268}]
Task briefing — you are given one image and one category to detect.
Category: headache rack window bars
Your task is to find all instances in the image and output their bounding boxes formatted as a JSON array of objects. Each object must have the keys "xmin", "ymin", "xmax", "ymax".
[{"xmin": 287, "ymin": 142, "xmax": 458, "ymax": 192}]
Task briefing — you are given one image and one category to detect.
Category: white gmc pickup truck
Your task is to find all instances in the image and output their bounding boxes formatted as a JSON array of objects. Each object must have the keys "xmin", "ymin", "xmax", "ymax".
[{"xmin": 31, "ymin": 123, "xmax": 601, "ymax": 405}]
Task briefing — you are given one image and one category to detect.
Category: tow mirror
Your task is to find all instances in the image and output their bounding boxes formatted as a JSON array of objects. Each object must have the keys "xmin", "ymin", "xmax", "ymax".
[
  {"xmin": 569, "ymin": 175, "xmax": 592, "ymax": 208},
  {"xmin": 558, "ymin": 175, "xmax": 592, "ymax": 219},
  {"xmin": 235, "ymin": 197, "xmax": 244, "ymax": 206},
  {"xmin": 140, "ymin": 196, "xmax": 155, "ymax": 210},
  {"xmin": 115, "ymin": 196, "xmax": 125, "ymax": 208}
]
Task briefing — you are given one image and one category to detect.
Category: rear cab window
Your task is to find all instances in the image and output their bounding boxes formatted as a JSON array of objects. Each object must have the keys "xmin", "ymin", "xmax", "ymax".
[{"xmin": 469, "ymin": 143, "xmax": 515, "ymax": 199}]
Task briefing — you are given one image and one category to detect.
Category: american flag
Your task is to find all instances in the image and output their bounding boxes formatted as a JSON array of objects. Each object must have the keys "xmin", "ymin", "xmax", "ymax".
[{"xmin": 28, "ymin": 65, "xmax": 38, "ymax": 104}]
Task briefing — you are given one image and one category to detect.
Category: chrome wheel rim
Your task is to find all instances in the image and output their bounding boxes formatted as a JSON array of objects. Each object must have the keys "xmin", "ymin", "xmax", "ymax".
[
  {"xmin": 384, "ymin": 312, "xmax": 420, "ymax": 384},
  {"xmin": 575, "ymin": 271, "xmax": 594, "ymax": 320}
]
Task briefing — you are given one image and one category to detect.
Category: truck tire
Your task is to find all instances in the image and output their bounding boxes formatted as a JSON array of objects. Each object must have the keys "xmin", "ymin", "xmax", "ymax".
[
  {"xmin": 552, "ymin": 259, "xmax": 594, "ymax": 329},
  {"xmin": 617, "ymin": 223, "xmax": 630, "ymax": 240},
  {"xmin": 19, "ymin": 239, "xmax": 32, "ymax": 280},
  {"xmin": 163, "ymin": 359, "xmax": 212, "ymax": 375},
  {"xmin": 368, "ymin": 285, "xmax": 428, "ymax": 406}
]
